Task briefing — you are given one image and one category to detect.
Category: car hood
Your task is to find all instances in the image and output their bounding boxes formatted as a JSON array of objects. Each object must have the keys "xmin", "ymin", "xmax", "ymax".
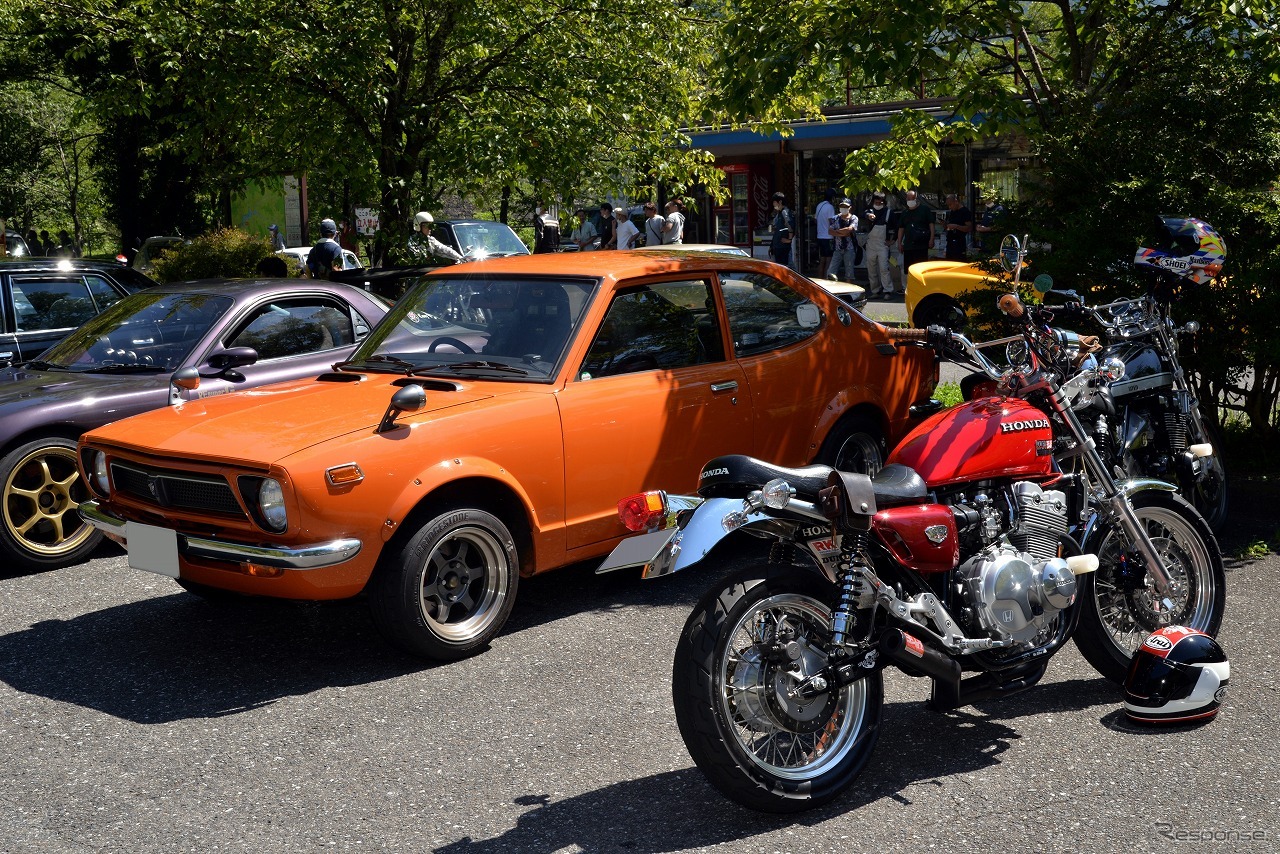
[
  {"xmin": 0, "ymin": 367, "xmax": 168, "ymax": 420},
  {"xmin": 85, "ymin": 374, "xmax": 502, "ymax": 466}
]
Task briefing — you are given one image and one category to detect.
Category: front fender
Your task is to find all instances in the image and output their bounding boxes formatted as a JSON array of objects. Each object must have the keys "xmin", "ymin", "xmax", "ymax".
[
  {"xmin": 1078, "ymin": 478, "xmax": 1179, "ymax": 546},
  {"xmin": 380, "ymin": 455, "xmax": 542, "ymax": 544}
]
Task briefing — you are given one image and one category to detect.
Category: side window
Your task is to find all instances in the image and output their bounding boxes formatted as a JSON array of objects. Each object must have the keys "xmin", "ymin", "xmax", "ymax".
[
  {"xmin": 579, "ymin": 279, "xmax": 725, "ymax": 379},
  {"xmin": 227, "ymin": 298, "xmax": 355, "ymax": 360},
  {"xmin": 719, "ymin": 271, "xmax": 821, "ymax": 357},
  {"xmin": 85, "ymin": 275, "xmax": 124, "ymax": 311},
  {"xmin": 10, "ymin": 277, "xmax": 96, "ymax": 332}
]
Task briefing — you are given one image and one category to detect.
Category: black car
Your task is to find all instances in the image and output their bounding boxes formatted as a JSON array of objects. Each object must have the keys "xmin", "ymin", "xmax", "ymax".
[{"xmin": 0, "ymin": 259, "xmax": 156, "ymax": 368}]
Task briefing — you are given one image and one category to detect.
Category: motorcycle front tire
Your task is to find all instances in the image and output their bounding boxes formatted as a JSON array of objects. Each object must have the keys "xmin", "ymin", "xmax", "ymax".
[
  {"xmin": 1074, "ymin": 490, "xmax": 1225, "ymax": 684},
  {"xmin": 672, "ymin": 563, "xmax": 883, "ymax": 813}
]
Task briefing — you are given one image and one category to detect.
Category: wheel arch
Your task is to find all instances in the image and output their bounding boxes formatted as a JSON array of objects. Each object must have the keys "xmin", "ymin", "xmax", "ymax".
[
  {"xmin": 811, "ymin": 403, "xmax": 889, "ymax": 464},
  {"xmin": 0, "ymin": 423, "xmax": 86, "ymax": 460},
  {"xmin": 911, "ymin": 293, "xmax": 965, "ymax": 330},
  {"xmin": 380, "ymin": 475, "xmax": 537, "ymax": 580}
]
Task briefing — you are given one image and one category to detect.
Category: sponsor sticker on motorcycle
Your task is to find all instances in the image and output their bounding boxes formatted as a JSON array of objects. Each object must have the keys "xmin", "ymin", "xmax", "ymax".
[{"xmin": 903, "ymin": 634, "xmax": 925, "ymax": 658}]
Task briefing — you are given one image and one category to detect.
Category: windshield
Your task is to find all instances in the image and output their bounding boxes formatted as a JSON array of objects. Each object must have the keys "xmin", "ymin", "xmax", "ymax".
[
  {"xmin": 34, "ymin": 291, "xmax": 233, "ymax": 372},
  {"xmin": 341, "ymin": 276, "xmax": 596, "ymax": 381},
  {"xmin": 453, "ymin": 223, "xmax": 530, "ymax": 258}
]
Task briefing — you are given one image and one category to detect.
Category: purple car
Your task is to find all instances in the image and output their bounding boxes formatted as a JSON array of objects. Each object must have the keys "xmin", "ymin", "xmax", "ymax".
[{"xmin": 0, "ymin": 278, "xmax": 388, "ymax": 573}]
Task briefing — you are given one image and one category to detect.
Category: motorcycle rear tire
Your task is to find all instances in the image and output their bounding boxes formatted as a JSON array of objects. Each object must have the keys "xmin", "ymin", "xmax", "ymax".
[
  {"xmin": 1074, "ymin": 491, "xmax": 1225, "ymax": 684},
  {"xmin": 672, "ymin": 563, "xmax": 883, "ymax": 813}
]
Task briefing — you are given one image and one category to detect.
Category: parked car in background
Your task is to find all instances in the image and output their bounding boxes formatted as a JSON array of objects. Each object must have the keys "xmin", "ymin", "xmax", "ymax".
[
  {"xmin": 432, "ymin": 220, "xmax": 531, "ymax": 259},
  {"xmin": 634, "ymin": 243, "xmax": 750, "ymax": 256},
  {"xmin": 0, "ymin": 258, "xmax": 156, "ymax": 369},
  {"xmin": 811, "ymin": 277, "xmax": 868, "ymax": 311},
  {"xmin": 78, "ymin": 250, "xmax": 935, "ymax": 661},
  {"xmin": 131, "ymin": 236, "xmax": 187, "ymax": 273},
  {"xmin": 905, "ymin": 259, "xmax": 1011, "ymax": 330},
  {"xmin": 0, "ymin": 278, "xmax": 386, "ymax": 572},
  {"xmin": 5, "ymin": 231, "xmax": 32, "ymax": 258},
  {"xmin": 279, "ymin": 246, "xmax": 365, "ymax": 275}
]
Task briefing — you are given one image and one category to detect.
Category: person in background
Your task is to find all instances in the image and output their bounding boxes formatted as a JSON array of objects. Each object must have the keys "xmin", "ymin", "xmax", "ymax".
[
  {"xmin": 56, "ymin": 230, "xmax": 79, "ymax": 258},
  {"xmin": 268, "ymin": 223, "xmax": 286, "ymax": 252},
  {"xmin": 860, "ymin": 191, "xmax": 896, "ymax": 299},
  {"xmin": 39, "ymin": 230, "xmax": 55, "ymax": 256},
  {"xmin": 974, "ymin": 195, "xmax": 1005, "ymax": 253},
  {"xmin": 826, "ymin": 198, "xmax": 859, "ymax": 283},
  {"xmin": 570, "ymin": 208, "xmax": 598, "ymax": 250},
  {"xmin": 944, "ymin": 193, "xmax": 974, "ymax": 260},
  {"xmin": 24, "ymin": 230, "xmax": 38, "ymax": 254},
  {"xmin": 597, "ymin": 202, "xmax": 616, "ymax": 250},
  {"xmin": 896, "ymin": 189, "xmax": 935, "ymax": 276},
  {"xmin": 768, "ymin": 192, "xmax": 794, "ymax": 268},
  {"xmin": 534, "ymin": 207, "xmax": 560, "ymax": 253},
  {"xmin": 256, "ymin": 255, "xmax": 289, "ymax": 277},
  {"xmin": 407, "ymin": 211, "xmax": 462, "ymax": 264},
  {"xmin": 614, "ymin": 205, "xmax": 640, "ymax": 250},
  {"xmin": 814, "ymin": 188, "xmax": 836, "ymax": 278},
  {"xmin": 306, "ymin": 218, "xmax": 344, "ymax": 279},
  {"xmin": 642, "ymin": 202, "xmax": 664, "ymax": 248},
  {"xmin": 662, "ymin": 198, "xmax": 685, "ymax": 244}
]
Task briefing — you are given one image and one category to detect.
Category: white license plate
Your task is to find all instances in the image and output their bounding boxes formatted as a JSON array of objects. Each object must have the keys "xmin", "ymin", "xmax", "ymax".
[{"xmin": 125, "ymin": 521, "xmax": 180, "ymax": 578}]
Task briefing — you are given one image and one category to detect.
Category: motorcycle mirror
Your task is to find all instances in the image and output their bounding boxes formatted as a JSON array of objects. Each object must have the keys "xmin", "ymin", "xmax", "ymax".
[
  {"xmin": 999, "ymin": 234, "xmax": 1023, "ymax": 275},
  {"xmin": 1033, "ymin": 274, "xmax": 1055, "ymax": 294}
]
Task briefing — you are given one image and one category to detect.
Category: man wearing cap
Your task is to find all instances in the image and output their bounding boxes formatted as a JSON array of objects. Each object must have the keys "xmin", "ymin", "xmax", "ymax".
[
  {"xmin": 614, "ymin": 206, "xmax": 640, "ymax": 250},
  {"xmin": 827, "ymin": 198, "xmax": 859, "ymax": 283},
  {"xmin": 267, "ymin": 223, "xmax": 285, "ymax": 252},
  {"xmin": 306, "ymin": 218, "xmax": 343, "ymax": 279},
  {"xmin": 860, "ymin": 191, "xmax": 897, "ymax": 299}
]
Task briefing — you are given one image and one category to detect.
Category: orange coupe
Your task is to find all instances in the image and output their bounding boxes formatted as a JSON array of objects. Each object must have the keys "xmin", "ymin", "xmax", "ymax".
[{"xmin": 78, "ymin": 251, "xmax": 934, "ymax": 659}]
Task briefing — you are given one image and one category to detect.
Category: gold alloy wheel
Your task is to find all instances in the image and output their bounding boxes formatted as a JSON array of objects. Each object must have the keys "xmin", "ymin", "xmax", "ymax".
[{"xmin": 3, "ymin": 444, "xmax": 92, "ymax": 556}]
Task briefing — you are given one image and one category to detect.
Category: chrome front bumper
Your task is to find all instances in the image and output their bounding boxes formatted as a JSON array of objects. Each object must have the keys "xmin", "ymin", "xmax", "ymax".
[{"xmin": 79, "ymin": 499, "xmax": 363, "ymax": 570}]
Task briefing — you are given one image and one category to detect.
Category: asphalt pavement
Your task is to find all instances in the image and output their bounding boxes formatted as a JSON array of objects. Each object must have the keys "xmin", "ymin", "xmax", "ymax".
[{"xmin": 0, "ymin": 487, "xmax": 1276, "ymax": 853}]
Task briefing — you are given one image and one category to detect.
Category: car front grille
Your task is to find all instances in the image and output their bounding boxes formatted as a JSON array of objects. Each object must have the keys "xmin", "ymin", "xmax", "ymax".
[{"xmin": 111, "ymin": 462, "xmax": 245, "ymax": 517}]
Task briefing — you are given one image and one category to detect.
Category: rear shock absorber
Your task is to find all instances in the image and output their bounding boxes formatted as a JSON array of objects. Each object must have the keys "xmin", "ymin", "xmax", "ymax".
[{"xmin": 830, "ymin": 529, "xmax": 871, "ymax": 647}]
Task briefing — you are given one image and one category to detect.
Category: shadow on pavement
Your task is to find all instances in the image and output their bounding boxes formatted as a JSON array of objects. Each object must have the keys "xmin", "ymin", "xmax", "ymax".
[{"xmin": 432, "ymin": 677, "xmax": 1117, "ymax": 853}]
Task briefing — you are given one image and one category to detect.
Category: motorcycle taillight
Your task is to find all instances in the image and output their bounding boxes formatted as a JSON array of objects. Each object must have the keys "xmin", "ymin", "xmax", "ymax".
[{"xmin": 618, "ymin": 491, "xmax": 668, "ymax": 532}]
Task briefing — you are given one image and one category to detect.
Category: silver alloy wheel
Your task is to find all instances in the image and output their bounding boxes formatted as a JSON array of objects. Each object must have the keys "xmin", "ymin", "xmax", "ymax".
[
  {"xmin": 1091, "ymin": 504, "xmax": 1216, "ymax": 657},
  {"xmin": 717, "ymin": 593, "xmax": 871, "ymax": 780},
  {"xmin": 417, "ymin": 524, "xmax": 511, "ymax": 642}
]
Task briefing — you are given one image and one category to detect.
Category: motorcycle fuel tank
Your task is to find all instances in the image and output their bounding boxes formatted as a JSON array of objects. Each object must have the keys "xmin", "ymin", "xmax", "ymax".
[
  {"xmin": 889, "ymin": 397, "xmax": 1054, "ymax": 488},
  {"xmin": 1100, "ymin": 341, "xmax": 1172, "ymax": 399}
]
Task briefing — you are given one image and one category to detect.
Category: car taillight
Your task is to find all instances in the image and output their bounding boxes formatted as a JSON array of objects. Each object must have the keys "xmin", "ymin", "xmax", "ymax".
[{"xmin": 618, "ymin": 491, "xmax": 668, "ymax": 532}]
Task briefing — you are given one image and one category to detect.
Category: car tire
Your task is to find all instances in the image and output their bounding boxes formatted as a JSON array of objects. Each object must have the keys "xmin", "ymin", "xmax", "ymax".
[
  {"xmin": 0, "ymin": 436, "xmax": 101, "ymax": 572},
  {"xmin": 912, "ymin": 295, "xmax": 966, "ymax": 331},
  {"xmin": 816, "ymin": 416, "xmax": 885, "ymax": 476},
  {"xmin": 368, "ymin": 507, "xmax": 519, "ymax": 660}
]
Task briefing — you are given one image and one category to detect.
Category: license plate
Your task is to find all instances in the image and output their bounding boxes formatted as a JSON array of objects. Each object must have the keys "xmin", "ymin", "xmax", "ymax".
[
  {"xmin": 595, "ymin": 528, "xmax": 678, "ymax": 574},
  {"xmin": 125, "ymin": 521, "xmax": 180, "ymax": 578}
]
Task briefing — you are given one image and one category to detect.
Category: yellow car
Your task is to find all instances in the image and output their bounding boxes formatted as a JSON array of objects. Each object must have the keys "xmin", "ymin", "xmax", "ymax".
[{"xmin": 905, "ymin": 259, "xmax": 1014, "ymax": 329}]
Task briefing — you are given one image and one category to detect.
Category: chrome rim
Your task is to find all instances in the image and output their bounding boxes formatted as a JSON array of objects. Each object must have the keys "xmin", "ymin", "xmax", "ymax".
[
  {"xmin": 1092, "ymin": 504, "xmax": 1216, "ymax": 657},
  {"xmin": 716, "ymin": 593, "xmax": 870, "ymax": 780},
  {"xmin": 3, "ymin": 445, "xmax": 93, "ymax": 556},
  {"xmin": 417, "ymin": 524, "xmax": 510, "ymax": 641},
  {"xmin": 835, "ymin": 432, "xmax": 884, "ymax": 477}
]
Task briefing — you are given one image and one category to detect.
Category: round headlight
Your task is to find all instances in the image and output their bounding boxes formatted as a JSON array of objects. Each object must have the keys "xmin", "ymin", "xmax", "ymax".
[
  {"xmin": 258, "ymin": 478, "xmax": 288, "ymax": 532},
  {"xmin": 92, "ymin": 451, "xmax": 110, "ymax": 495},
  {"xmin": 1098, "ymin": 357, "xmax": 1126, "ymax": 383}
]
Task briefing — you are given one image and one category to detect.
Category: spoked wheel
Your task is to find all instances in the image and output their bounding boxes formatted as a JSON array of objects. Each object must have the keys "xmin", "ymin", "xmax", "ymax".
[
  {"xmin": 673, "ymin": 565, "xmax": 882, "ymax": 812},
  {"xmin": 817, "ymin": 416, "xmax": 885, "ymax": 476},
  {"xmin": 1075, "ymin": 491, "xmax": 1225, "ymax": 684},
  {"xmin": 369, "ymin": 507, "xmax": 519, "ymax": 660},
  {"xmin": 0, "ymin": 437, "xmax": 101, "ymax": 572}
]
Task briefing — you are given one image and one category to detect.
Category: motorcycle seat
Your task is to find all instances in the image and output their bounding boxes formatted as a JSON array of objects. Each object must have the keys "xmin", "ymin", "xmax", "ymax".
[{"xmin": 696, "ymin": 455, "xmax": 928, "ymax": 508}]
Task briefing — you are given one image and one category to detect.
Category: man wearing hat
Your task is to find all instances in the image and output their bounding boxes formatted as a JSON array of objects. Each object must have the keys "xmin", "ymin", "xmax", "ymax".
[
  {"xmin": 826, "ymin": 198, "xmax": 859, "ymax": 283},
  {"xmin": 306, "ymin": 218, "xmax": 344, "ymax": 279},
  {"xmin": 267, "ymin": 224, "xmax": 285, "ymax": 251},
  {"xmin": 860, "ymin": 191, "xmax": 897, "ymax": 299}
]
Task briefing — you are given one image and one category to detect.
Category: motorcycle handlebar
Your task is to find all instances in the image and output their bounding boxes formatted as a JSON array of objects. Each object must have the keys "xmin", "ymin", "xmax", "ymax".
[{"xmin": 885, "ymin": 325, "xmax": 1005, "ymax": 380}]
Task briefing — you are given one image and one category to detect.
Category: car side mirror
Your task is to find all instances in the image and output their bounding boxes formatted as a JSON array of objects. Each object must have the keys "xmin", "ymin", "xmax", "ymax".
[
  {"xmin": 207, "ymin": 346, "xmax": 258, "ymax": 370},
  {"xmin": 795, "ymin": 303, "xmax": 821, "ymax": 328},
  {"xmin": 169, "ymin": 366, "xmax": 200, "ymax": 405},
  {"xmin": 377, "ymin": 384, "xmax": 427, "ymax": 433}
]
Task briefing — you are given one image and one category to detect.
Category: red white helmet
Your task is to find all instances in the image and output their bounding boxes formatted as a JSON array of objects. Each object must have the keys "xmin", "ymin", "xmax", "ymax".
[{"xmin": 1123, "ymin": 626, "xmax": 1229, "ymax": 724}]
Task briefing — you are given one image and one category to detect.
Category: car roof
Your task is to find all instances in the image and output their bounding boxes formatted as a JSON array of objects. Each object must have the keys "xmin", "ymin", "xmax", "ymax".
[
  {"xmin": 434, "ymin": 250, "xmax": 785, "ymax": 280},
  {"xmin": 140, "ymin": 278, "xmax": 373, "ymax": 299}
]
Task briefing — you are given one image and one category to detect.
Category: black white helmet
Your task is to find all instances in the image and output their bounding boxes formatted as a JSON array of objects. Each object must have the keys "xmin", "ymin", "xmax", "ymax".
[
  {"xmin": 1123, "ymin": 626, "xmax": 1229, "ymax": 724},
  {"xmin": 413, "ymin": 211, "xmax": 434, "ymax": 227}
]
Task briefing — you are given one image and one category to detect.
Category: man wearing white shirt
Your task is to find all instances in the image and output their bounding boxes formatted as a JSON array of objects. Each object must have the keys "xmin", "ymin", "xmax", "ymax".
[{"xmin": 814, "ymin": 189, "xmax": 836, "ymax": 278}]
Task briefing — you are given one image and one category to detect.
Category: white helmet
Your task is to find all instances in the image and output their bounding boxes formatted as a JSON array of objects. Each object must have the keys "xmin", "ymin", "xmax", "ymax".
[
  {"xmin": 1123, "ymin": 626, "xmax": 1229, "ymax": 724},
  {"xmin": 413, "ymin": 211, "xmax": 434, "ymax": 227}
]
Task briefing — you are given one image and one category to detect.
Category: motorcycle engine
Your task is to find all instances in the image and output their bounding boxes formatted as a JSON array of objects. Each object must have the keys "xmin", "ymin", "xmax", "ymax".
[{"xmin": 956, "ymin": 482, "xmax": 1077, "ymax": 646}]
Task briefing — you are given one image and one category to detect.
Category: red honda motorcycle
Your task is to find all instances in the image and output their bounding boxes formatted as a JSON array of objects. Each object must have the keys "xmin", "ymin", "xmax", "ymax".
[{"xmin": 598, "ymin": 238, "xmax": 1225, "ymax": 812}]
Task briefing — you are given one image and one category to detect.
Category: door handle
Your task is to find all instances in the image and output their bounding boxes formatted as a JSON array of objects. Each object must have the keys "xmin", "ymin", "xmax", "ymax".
[{"xmin": 711, "ymin": 381, "xmax": 738, "ymax": 393}]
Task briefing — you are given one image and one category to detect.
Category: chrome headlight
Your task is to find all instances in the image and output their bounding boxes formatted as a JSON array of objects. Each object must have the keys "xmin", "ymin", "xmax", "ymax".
[
  {"xmin": 258, "ymin": 478, "xmax": 288, "ymax": 532},
  {"xmin": 91, "ymin": 451, "xmax": 110, "ymax": 495},
  {"xmin": 1098, "ymin": 357, "xmax": 1126, "ymax": 383}
]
